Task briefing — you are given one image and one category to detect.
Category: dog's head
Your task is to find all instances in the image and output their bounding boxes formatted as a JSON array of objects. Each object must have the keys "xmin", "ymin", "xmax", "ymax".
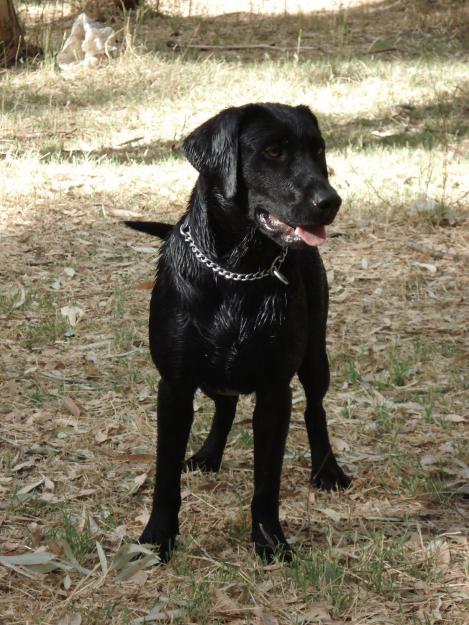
[{"xmin": 183, "ymin": 103, "xmax": 341, "ymax": 248}]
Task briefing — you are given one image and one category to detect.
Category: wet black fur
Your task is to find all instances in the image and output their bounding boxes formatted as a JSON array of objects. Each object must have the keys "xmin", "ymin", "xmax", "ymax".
[
  {"xmin": 124, "ymin": 220, "xmax": 172, "ymax": 239},
  {"xmin": 125, "ymin": 103, "xmax": 350, "ymax": 563}
]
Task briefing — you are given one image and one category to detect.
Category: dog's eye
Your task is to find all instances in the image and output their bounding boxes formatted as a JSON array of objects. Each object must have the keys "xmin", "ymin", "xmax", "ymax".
[{"xmin": 264, "ymin": 144, "xmax": 283, "ymax": 159}]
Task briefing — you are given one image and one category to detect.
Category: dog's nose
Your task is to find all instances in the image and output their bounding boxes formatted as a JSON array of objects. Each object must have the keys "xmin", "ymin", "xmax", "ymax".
[{"xmin": 314, "ymin": 188, "xmax": 342, "ymax": 212}]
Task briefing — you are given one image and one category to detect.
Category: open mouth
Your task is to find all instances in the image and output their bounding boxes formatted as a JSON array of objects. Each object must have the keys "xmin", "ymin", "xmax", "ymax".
[{"xmin": 257, "ymin": 210, "xmax": 327, "ymax": 247}]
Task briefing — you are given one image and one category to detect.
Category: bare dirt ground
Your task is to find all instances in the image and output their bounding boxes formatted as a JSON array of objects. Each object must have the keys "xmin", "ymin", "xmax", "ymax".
[{"xmin": 1, "ymin": 1, "xmax": 468, "ymax": 624}]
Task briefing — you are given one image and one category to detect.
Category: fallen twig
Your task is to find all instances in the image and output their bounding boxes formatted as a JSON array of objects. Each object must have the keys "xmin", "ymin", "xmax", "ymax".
[
  {"xmin": 115, "ymin": 135, "xmax": 145, "ymax": 147},
  {"xmin": 364, "ymin": 46, "xmax": 399, "ymax": 55},
  {"xmin": 168, "ymin": 42, "xmax": 326, "ymax": 53},
  {"xmin": 168, "ymin": 42, "xmax": 397, "ymax": 55},
  {"xmin": 99, "ymin": 346, "xmax": 142, "ymax": 359},
  {"xmin": 1, "ymin": 129, "xmax": 77, "ymax": 141},
  {"xmin": 405, "ymin": 241, "xmax": 468, "ymax": 262}
]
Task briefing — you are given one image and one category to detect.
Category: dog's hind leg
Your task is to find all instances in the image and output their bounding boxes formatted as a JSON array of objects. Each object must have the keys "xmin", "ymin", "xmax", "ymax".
[
  {"xmin": 184, "ymin": 393, "xmax": 238, "ymax": 473},
  {"xmin": 140, "ymin": 379, "xmax": 195, "ymax": 562},
  {"xmin": 298, "ymin": 347, "xmax": 351, "ymax": 491}
]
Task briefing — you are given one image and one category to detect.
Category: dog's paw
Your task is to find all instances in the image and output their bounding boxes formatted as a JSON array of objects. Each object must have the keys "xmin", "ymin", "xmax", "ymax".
[
  {"xmin": 184, "ymin": 451, "xmax": 222, "ymax": 473},
  {"xmin": 139, "ymin": 526, "xmax": 177, "ymax": 563},
  {"xmin": 312, "ymin": 458, "xmax": 351, "ymax": 492},
  {"xmin": 252, "ymin": 523, "xmax": 292, "ymax": 563}
]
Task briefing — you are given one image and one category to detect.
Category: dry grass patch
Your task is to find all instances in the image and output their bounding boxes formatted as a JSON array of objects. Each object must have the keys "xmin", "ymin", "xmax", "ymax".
[{"xmin": 1, "ymin": 1, "xmax": 468, "ymax": 624}]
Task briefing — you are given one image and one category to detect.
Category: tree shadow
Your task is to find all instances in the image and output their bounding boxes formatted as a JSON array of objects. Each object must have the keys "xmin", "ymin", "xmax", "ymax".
[
  {"xmin": 28, "ymin": 83, "xmax": 466, "ymax": 166},
  {"xmin": 38, "ymin": 138, "xmax": 182, "ymax": 164},
  {"xmin": 17, "ymin": 0, "xmax": 469, "ymax": 65},
  {"xmin": 324, "ymin": 85, "xmax": 469, "ymax": 152},
  {"xmin": 141, "ymin": 0, "xmax": 468, "ymax": 62}
]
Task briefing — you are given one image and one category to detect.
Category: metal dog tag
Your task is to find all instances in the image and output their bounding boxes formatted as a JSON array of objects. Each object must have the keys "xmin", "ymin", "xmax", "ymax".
[{"xmin": 272, "ymin": 269, "xmax": 289, "ymax": 285}]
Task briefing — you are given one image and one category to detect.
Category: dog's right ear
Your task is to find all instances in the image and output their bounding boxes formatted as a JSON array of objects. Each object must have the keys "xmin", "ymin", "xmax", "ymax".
[{"xmin": 182, "ymin": 107, "xmax": 242, "ymax": 199}]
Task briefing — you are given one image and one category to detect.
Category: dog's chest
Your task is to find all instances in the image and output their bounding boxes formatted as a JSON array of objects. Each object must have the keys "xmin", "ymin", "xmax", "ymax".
[
  {"xmin": 192, "ymin": 288, "xmax": 303, "ymax": 392},
  {"xmin": 206, "ymin": 291, "xmax": 283, "ymax": 350}
]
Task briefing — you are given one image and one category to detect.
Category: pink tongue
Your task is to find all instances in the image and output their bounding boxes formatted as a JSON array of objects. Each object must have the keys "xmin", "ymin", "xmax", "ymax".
[{"xmin": 295, "ymin": 224, "xmax": 327, "ymax": 246}]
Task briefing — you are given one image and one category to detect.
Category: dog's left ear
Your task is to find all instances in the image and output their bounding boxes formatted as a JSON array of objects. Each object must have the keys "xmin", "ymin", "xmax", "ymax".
[{"xmin": 182, "ymin": 107, "xmax": 242, "ymax": 199}]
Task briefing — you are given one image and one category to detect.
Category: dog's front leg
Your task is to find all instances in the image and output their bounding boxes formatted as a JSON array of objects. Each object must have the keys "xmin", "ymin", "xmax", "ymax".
[
  {"xmin": 251, "ymin": 385, "xmax": 292, "ymax": 561},
  {"xmin": 140, "ymin": 379, "xmax": 195, "ymax": 562}
]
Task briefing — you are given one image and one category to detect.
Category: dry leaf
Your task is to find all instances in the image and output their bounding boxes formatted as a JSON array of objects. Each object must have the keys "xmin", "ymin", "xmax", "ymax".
[
  {"xmin": 86, "ymin": 351, "xmax": 98, "ymax": 364},
  {"xmin": 110, "ymin": 525, "xmax": 127, "ymax": 542},
  {"xmin": 302, "ymin": 604, "xmax": 332, "ymax": 621},
  {"xmin": 317, "ymin": 508, "xmax": 342, "ymax": 523},
  {"xmin": 440, "ymin": 414, "xmax": 466, "ymax": 423},
  {"xmin": 135, "ymin": 510, "xmax": 150, "ymax": 526},
  {"xmin": 128, "ymin": 244, "xmax": 156, "ymax": 254},
  {"xmin": 0, "ymin": 548, "xmax": 78, "ymax": 577},
  {"xmin": 330, "ymin": 436, "xmax": 350, "ymax": 452},
  {"xmin": 61, "ymin": 396, "xmax": 81, "ymax": 418},
  {"xmin": 138, "ymin": 387, "xmax": 151, "ymax": 402},
  {"xmin": 57, "ymin": 613, "xmax": 82, "ymax": 625},
  {"xmin": 12, "ymin": 461, "xmax": 35, "ymax": 472},
  {"xmin": 111, "ymin": 543, "xmax": 160, "ymax": 580},
  {"xmin": 431, "ymin": 596, "xmax": 443, "ymax": 622},
  {"xmin": 116, "ymin": 453, "xmax": 154, "ymax": 463},
  {"xmin": 18, "ymin": 478, "xmax": 44, "ymax": 497},
  {"xmin": 213, "ymin": 590, "xmax": 241, "ymax": 616},
  {"xmin": 126, "ymin": 569, "xmax": 148, "ymax": 586},
  {"xmin": 420, "ymin": 455, "xmax": 438, "ymax": 469},
  {"xmin": 404, "ymin": 532, "xmax": 422, "ymax": 550},
  {"xmin": 411, "ymin": 194, "xmax": 438, "ymax": 213},
  {"xmin": 412, "ymin": 261, "xmax": 437, "ymax": 273},
  {"xmin": 12, "ymin": 281, "xmax": 26, "ymax": 308},
  {"xmin": 40, "ymin": 492, "xmax": 60, "ymax": 503},
  {"xmin": 94, "ymin": 430, "xmax": 108, "ymax": 444},
  {"xmin": 28, "ymin": 522, "xmax": 43, "ymax": 546},
  {"xmin": 129, "ymin": 473, "xmax": 148, "ymax": 495},
  {"xmin": 370, "ymin": 128, "xmax": 397, "ymax": 138},
  {"xmin": 60, "ymin": 305, "xmax": 84, "ymax": 327},
  {"xmin": 453, "ymin": 458, "xmax": 469, "ymax": 479},
  {"xmin": 426, "ymin": 540, "xmax": 451, "ymax": 571},
  {"xmin": 135, "ymin": 280, "xmax": 155, "ymax": 290},
  {"xmin": 257, "ymin": 580, "xmax": 274, "ymax": 593},
  {"xmin": 334, "ymin": 290, "xmax": 349, "ymax": 302},
  {"xmin": 254, "ymin": 608, "xmax": 279, "ymax": 625}
]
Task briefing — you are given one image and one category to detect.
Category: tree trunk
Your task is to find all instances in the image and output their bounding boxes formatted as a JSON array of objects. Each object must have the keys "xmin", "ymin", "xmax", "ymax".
[
  {"xmin": 116, "ymin": 0, "xmax": 141, "ymax": 9},
  {"xmin": 0, "ymin": 0, "xmax": 23, "ymax": 67}
]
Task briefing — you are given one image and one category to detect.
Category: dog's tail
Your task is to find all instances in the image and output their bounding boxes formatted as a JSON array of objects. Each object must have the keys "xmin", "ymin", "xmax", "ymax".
[{"xmin": 124, "ymin": 220, "xmax": 173, "ymax": 240}]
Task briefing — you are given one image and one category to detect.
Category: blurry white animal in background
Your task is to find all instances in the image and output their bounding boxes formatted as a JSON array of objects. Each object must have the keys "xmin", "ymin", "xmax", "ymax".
[{"xmin": 58, "ymin": 13, "xmax": 118, "ymax": 69}]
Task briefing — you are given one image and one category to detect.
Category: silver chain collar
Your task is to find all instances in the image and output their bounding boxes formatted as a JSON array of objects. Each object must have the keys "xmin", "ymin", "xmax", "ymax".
[{"xmin": 179, "ymin": 223, "xmax": 289, "ymax": 285}]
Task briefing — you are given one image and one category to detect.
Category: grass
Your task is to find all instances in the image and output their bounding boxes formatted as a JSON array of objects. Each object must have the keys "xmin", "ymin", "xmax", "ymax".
[
  {"xmin": 44, "ymin": 506, "xmax": 97, "ymax": 563},
  {"xmin": 0, "ymin": 1, "xmax": 468, "ymax": 624}
]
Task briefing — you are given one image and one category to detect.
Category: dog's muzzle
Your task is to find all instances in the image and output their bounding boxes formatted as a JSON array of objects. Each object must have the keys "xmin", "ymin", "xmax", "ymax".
[{"xmin": 257, "ymin": 210, "xmax": 328, "ymax": 247}]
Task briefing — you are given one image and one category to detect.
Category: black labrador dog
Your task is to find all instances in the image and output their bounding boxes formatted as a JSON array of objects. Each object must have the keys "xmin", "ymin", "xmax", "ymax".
[{"xmin": 125, "ymin": 103, "xmax": 350, "ymax": 563}]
